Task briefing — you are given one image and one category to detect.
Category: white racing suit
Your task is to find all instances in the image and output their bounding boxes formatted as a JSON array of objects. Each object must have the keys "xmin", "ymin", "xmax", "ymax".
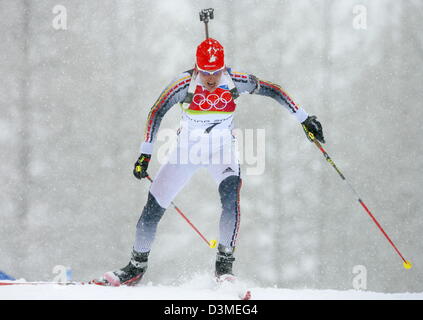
[{"xmin": 134, "ymin": 68, "xmax": 309, "ymax": 254}]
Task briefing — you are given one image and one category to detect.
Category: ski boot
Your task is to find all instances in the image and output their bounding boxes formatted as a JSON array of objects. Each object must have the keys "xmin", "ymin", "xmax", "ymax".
[
  {"xmin": 215, "ymin": 244, "xmax": 251, "ymax": 300},
  {"xmin": 215, "ymin": 244, "xmax": 236, "ymax": 282},
  {"xmin": 94, "ymin": 249, "xmax": 149, "ymax": 286}
]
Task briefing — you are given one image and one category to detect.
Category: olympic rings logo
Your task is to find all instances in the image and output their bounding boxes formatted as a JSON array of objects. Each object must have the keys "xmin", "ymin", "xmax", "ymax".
[{"xmin": 192, "ymin": 91, "xmax": 233, "ymax": 111}]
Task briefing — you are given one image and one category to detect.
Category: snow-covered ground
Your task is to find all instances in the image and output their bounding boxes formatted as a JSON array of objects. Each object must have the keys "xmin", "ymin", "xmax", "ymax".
[
  {"xmin": 2, "ymin": 285, "xmax": 423, "ymax": 300},
  {"xmin": 1, "ymin": 274, "xmax": 422, "ymax": 300}
]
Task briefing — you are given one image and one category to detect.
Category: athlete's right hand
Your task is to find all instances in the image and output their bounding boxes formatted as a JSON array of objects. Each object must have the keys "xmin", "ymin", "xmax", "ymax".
[
  {"xmin": 133, "ymin": 153, "xmax": 151, "ymax": 179},
  {"xmin": 301, "ymin": 115, "xmax": 325, "ymax": 144}
]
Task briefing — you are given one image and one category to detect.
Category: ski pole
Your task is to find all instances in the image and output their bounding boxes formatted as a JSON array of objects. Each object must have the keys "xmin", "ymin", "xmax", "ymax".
[
  {"xmin": 302, "ymin": 125, "xmax": 412, "ymax": 270},
  {"xmin": 145, "ymin": 175, "xmax": 217, "ymax": 249},
  {"xmin": 199, "ymin": 8, "xmax": 214, "ymax": 39}
]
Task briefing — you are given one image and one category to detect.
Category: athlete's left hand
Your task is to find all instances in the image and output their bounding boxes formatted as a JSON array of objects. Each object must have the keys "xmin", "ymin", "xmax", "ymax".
[{"xmin": 302, "ymin": 115, "xmax": 325, "ymax": 143}]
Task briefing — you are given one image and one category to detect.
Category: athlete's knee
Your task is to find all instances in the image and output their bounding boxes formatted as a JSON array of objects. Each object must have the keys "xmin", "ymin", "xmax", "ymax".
[
  {"xmin": 137, "ymin": 192, "xmax": 166, "ymax": 228},
  {"xmin": 218, "ymin": 175, "xmax": 242, "ymax": 211}
]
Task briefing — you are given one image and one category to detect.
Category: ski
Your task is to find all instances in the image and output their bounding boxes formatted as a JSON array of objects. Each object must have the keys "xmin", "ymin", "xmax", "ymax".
[
  {"xmin": 88, "ymin": 278, "xmax": 109, "ymax": 286},
  {"xmin": 0, "ymin": 280, "xmax": 86, "ymax": 286},
  {"xmin": 0, "ymin": 279, "xmax": 123, "ymax": 287},
  {"xmin": 216, "ymin": 275, "xmax": 252, "ymax": 300},
  {"xmin": 88, "ymin": 272, "xmax": 145, "ymax": 287},
  {"xmin": 0, "ymin": 279, "xmax": 130, "ymax": 287},
  {"xmin": 1, "ymin": 277, "xmax": 252, "ymax": 300},
  {"xmin": 241, "ymin": 290, "xmax": 252, "ymax": 300}
]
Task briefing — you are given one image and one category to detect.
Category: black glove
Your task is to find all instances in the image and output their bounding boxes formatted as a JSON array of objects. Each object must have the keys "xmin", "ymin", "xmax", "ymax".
[
  {"xmin": 302, "ymin": 115, "xmax": 325, "ymax": 143},
  {"xmin": 133, "ymin": 153, "xmax": 151, "ymax": 179}
]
